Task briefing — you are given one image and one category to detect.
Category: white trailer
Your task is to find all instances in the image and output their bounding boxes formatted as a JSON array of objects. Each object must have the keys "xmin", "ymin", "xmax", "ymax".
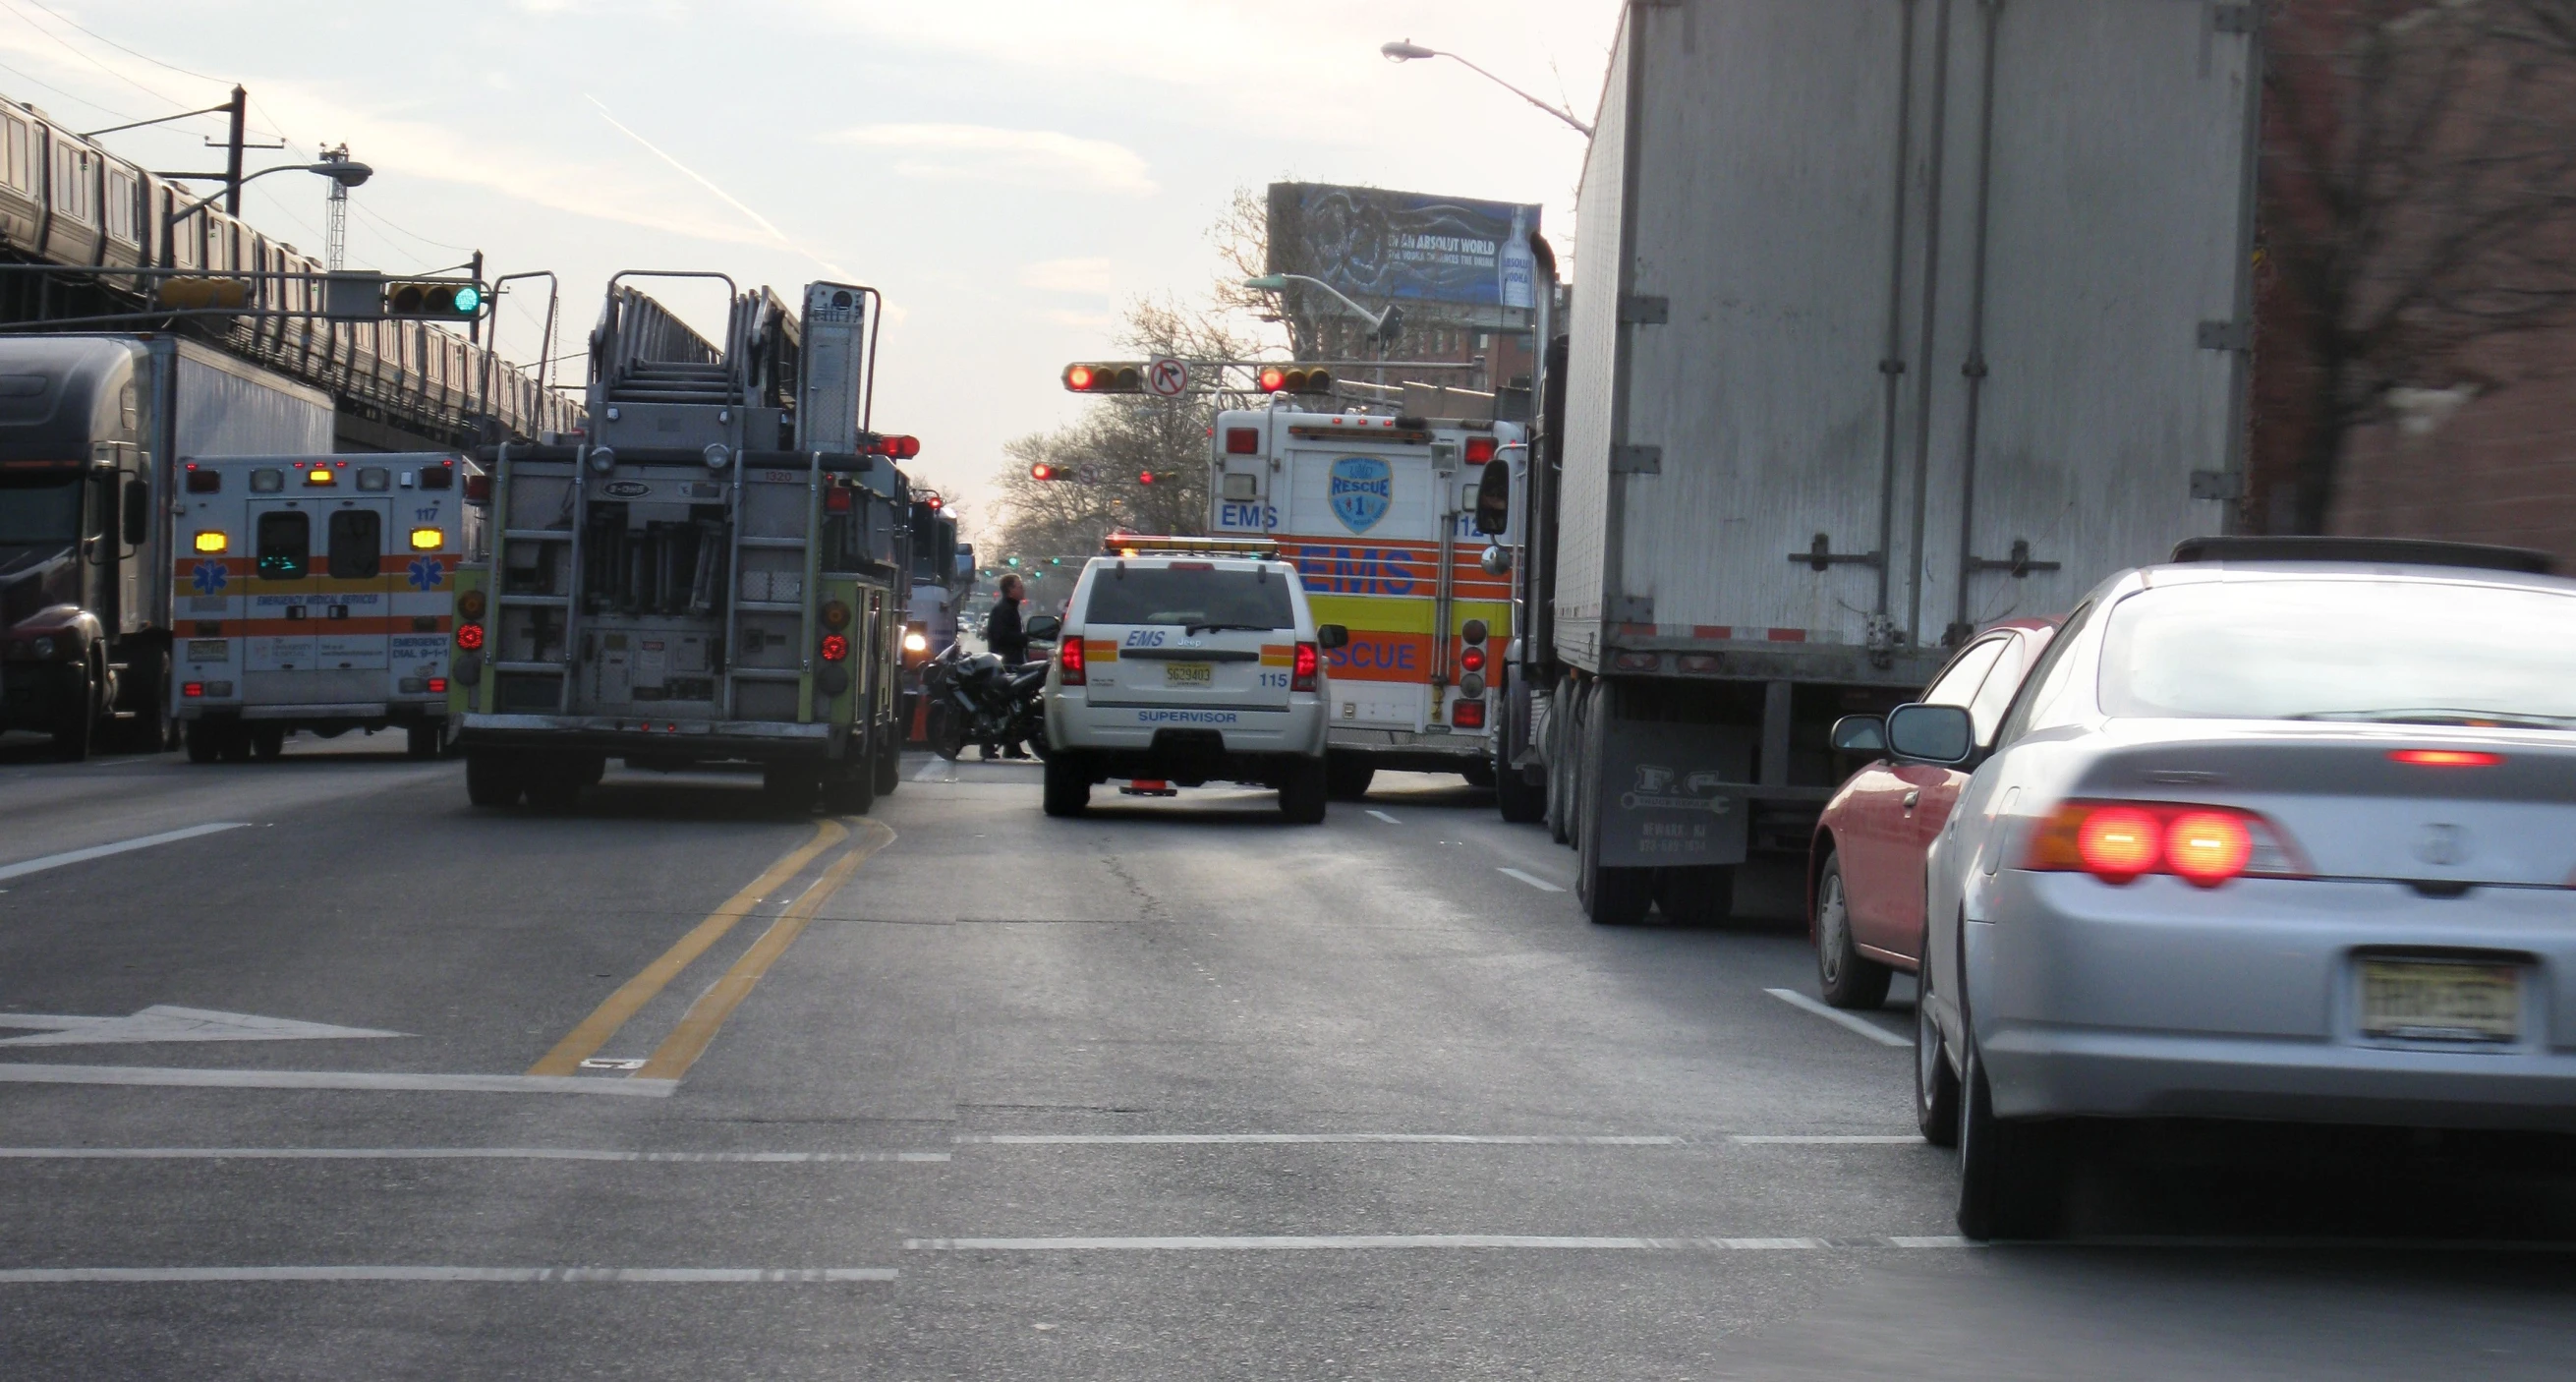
[{"xmin": 1522, "ymin": 0, "xmax": 2261, "ymax": 922}]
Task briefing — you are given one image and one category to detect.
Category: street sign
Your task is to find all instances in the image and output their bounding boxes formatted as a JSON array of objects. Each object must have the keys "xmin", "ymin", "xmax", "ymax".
[{"xmin": 1145, "ymin": 356, "xmax": 1189, "ymax": 398}]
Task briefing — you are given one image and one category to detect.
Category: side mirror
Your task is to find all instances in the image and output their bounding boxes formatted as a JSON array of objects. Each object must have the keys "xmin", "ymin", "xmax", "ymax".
[
  {"xmin": 1886, "ymin": 703, "xmax": 1975, "ymax": 766},
  {"xmin": 1315, "ymin": 623, "xmax": 1348, "ymax": 650},
  {"xmin": 121, "ymin": 477, "xmax": 150, "ymax": 546},
  {"xmin": 1024, "ymin": 614, "xmax": 1061, "ymax": 642},
  {"xmin": 1828, "ymin": 714, "xmax": 1886, "ymax": 756},
  {"xmin": 1472, "ymin": 460, "xmax": 1512, "ymax": 537}
]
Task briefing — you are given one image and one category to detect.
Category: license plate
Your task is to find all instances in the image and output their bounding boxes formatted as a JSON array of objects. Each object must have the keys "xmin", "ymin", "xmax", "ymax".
[
  {"xmin": 1164, "ymin": 663, "xmax": 1212, "ymax": 687},
  {"xmin": 2360, "ymin": 958, "xmax": 2521, "ymax": 1043}
]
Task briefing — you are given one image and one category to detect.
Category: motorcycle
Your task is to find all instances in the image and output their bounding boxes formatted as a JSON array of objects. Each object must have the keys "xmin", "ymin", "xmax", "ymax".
[{"xmin": 923, "ymin": 641, "xmax": 1051, "ymax": 763}]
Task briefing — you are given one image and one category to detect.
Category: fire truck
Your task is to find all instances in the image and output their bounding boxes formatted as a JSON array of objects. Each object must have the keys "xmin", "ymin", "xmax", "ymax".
[
  {"xmin": 167, "ymin": 451, "xmax": 474, "ymax": 761},
  {"xmin": 1207, "ymin": 404, "xmax": 1526, "ymax": 798},
  {"xmin": 444, "ymin": 274, "xmax": 915, "ymax": 812}
]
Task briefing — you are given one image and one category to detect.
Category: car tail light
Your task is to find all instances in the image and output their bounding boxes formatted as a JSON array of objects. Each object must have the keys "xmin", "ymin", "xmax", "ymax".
[
  {"xmin": 1059, "ymin": 634, "xmax": 1087, "ymax": 686},
  {"xmin": 1291, "ymin": 641, "xmax": 1318, "ymax": 692},
  {"xmin": 820, "ymin": 633, "xmax": 849, "ymax": 662},
  {"xmin": 418, "ymin": 461, "xmax": 455, "ymax": 490},
  {"xmin": 2026, "ymin": 800, "xmax": 2304, "ymax": 889},
  {"xmin": 2389, "ymin": 749, "xmax": 2501, "ymax": 768},
  {"xmin": 1452, "ymin": 696, "xmax": 1487, "ymax": 729},
  {"xmin": 1464, "ymin": 436, "xmax": 1497, "ymax": 464},
  {"xmin": 182, "ymin": 681, "xmax": 204, "ymax": 698},
  {"xmin": 428, "ymin": 677, "xmax": 448, "ymax": 693},
  {"xmin": 454, "ymin": 623, "xmax": 486, "ymax": 652},
  {"xmin": 184, "ymin": 463, "xmax": 220, "ymax": 492},
  {"xmin": 1225, "ymin": 428, "xmax": 1260, "ymax": 455}
]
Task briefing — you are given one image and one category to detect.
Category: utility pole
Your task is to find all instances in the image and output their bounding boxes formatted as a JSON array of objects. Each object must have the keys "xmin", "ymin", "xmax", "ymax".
[
  {"xmin": 319, "ymin": 144, "xmax": 352, "ymax": 271},
  {"xmin": 469, "ymin": 249, "xmax": 485, "ymax": 343},
  {"xmin": 221, "ymin": 86, "xmax": 247, "ymax": 216}
]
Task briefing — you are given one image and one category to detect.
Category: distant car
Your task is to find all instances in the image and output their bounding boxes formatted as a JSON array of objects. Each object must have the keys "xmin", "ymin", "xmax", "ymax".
[
  {"xmin": 1808, "ymin": 618, "xmax": 2061, "ymax": 1008},
  {"xmin": 1893, "ymin": 538, "xmax": 2576, "ymax": 1239},
  {"xmin": 1040, "ymin": 540, "xmax": 1346, "ymax": 822}
]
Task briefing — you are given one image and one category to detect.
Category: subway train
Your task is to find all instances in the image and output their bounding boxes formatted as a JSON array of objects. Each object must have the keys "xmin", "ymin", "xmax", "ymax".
[{"xmin": 0, "ymin": 92, "xmax": 578, "ymax": 444}]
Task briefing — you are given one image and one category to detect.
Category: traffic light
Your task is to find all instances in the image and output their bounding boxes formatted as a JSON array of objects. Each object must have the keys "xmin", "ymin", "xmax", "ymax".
[
  {"xmin": 1063, "ymin": 363, "xmax": 1144, "ymax": 393},
  {"xmin": 861, "ymin": 432, "xmax": 923, "ymax": 460},
  {"xmin": 1030, "ymin": 462, "xmax": 1082, "ymax": 482},
  {"xmin": 1256, "ymin": 365, "xmax": 1334, "ymax": 395},
  {"xmin": 1004, "ymin": 556, "xmax": 1022, "ymax": 567},
  {"xmin": 382, "ymin": 278, "xmax": 484, "ymax": 320}
]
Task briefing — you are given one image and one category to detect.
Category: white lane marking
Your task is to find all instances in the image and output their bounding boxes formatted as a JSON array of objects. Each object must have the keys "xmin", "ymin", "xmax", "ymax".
[
  {"xmin": 954, "ymin": 1133, "xmax": 1681, "ymax": 1146},
  {"xmin": 1496, "ymin": 867, "xmax": 1567, "ymax": 893},
  {"xmin": 1365, "ymin": 809, "xmax": 1401, "ymax": 825},
  {"xmin": 0, "ymin": 1065, "xmax": 675, "ymax": 1097},
  {"xmin": 0, "ymin": 1006, "xmax": 405, "ymax": 1048},
  {"xmin": 911, "ymin": 758, "xmax": 950, "ymax": 782},
  {"xmin": 907, "ymin": 1236, "xmax": 1969, "ymax": 1251},
  {"xmin": 0, "ymin": 823, "xmax": 250, "ymax": 884},
  {"xmin": 0, "ymin": 1266, "xmax": 896, "ymax": 1284},
  {"xmin": 0, "ymin": 1147, "xmax": 947, "ymax": 1163},
  {"xmin": 1732, "ymin": 1135, "xmax": 1923, "ymax": 1145},
  {"xmin": 1763, "ymin": 988, "xmax": 1913, "ymax": 1048}
]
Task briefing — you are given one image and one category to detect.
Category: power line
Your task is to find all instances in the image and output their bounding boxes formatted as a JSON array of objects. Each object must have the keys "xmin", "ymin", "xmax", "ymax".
[
  {"xmin": 0, "ymin": 0, "xmax": 208, "ymax": 114},
  {"xmin": 346, "ymin": 199, "xmax": 473, "ymax": 256},
  {"xmin": 0, "ymin": 54, "xmax": 143, "ymax": 126},
  {"xmin": 7, "ymin": 0, "xmax": 227, "ymax": 87}
]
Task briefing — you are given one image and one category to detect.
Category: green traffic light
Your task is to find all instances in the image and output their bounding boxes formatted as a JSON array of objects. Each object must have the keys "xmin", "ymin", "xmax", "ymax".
[
  {"xmin": 1004, "ymin": 556, "xmax": 1020, "ymax": 567},
  {"xmin": 453, "ymin": 285, "xmax": 483, "ymax": 314}
]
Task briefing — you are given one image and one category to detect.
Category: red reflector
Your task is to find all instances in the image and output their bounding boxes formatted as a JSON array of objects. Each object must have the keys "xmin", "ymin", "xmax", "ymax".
[
  {"xmin": 182, "ymin": 681, "xmax": 204, "ymax": 698},
  {"xmin": 2076, "ymin": 807, "xmax": 2162, "ymax": 881},
  {"xmin": 1291, "ymin": 641, "xmax": 1319, "ymax": 692},
  {"xmin": 1225, "ymin": 428, "xmax": 1259, "ymax": 455},
  {"xmin": 2390, "ymin": 749, "xmax": 2502, "ymax": 768},
  {"xmin": 1452, "ymin": 697, "xmax": 1487, "ymax": 729},
  {"xmin": 1459, "ymin": 647, "xmax": 1487, "ymax": 673},
  {"xmin": 1464, "ymin": 436, "xmax": 1497, "ymax": 465},
  {"xmin": 428, "ymin": 677, "xmax": 448, "ymax": 693},
  {"xmin": 1059, "ymin": 635, "xmax": 1087, "ymax": 686},
  {"xmin": 825, "ymin": 488, "xmax": 853, "ymax": 513},
  {"xmin": 821, "ymin": 634, "xmax": 849, "ymax": 662},
  {"xmin": 463, "ymin": 474, "xmax": 491, "ymax": 501},
  {"xmin": 1612, "ymin": 652, "xmax": 1660, "ymax": 672},
  {"xmin": 454, "ymin": 623, "xmax": 486, "ymax": 651}
]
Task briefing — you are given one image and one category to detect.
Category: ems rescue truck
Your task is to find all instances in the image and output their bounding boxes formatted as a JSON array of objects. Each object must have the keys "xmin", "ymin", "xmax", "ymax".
[
  {"xmin": 445, "ymin": 274, "xmax": 915, "ymax": 813},
  {"xmin": 168, "ymin": 452, "xmax": 473, "ymax": 761},
  {"xmin": 1208, "ymin": 406, "xmax": 1525, "ymax": 799}
]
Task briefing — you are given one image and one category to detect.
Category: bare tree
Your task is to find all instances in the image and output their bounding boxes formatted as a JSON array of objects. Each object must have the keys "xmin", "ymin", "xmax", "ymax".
[{"xmin": 2257, "ymin": 0, "xmax": 2576, "ymax": 533}]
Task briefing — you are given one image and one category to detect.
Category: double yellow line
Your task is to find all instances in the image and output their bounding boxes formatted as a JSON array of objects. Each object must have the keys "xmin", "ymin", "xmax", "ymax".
[{"xmin": 529, "ymin": 817, "xmax": 894, "ymax": 1082}]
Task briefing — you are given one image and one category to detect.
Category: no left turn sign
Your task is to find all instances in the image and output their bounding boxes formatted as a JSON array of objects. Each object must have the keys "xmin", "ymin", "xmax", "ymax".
[{"xmin": 1145, "ymin": 356, "xmax": 1189, "ymax": 397}]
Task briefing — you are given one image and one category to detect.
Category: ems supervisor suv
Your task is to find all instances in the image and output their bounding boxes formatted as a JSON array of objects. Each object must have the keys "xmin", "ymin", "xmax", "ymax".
[{"xmin": 1041, "ymin": 537, "xmax": 1345, "ymax": 822}]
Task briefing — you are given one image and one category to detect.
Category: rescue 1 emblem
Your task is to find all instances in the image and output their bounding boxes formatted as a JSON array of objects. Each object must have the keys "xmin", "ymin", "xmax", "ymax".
[
  {"xmin": 1328, "ymin": 455, "xmax": 1393, "ymax": 534},
  {"xmin": 407, "ymin": 557, "xmax": 446, "ymax": 592},
  {"xmin": 192, "ymin": 560, "xmax": 227, "ymax": 595}
]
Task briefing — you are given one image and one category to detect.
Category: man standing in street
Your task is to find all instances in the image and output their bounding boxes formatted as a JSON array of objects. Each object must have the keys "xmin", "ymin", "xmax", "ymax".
[{"xmin": 982, "ymin": 574, "xmax": 1029, "ymax": 760}]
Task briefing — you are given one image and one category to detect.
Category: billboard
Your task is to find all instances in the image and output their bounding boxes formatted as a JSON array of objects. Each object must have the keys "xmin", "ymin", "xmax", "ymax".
[{"xmin": 1267, "ymin": 183, "xmax": 1543, "ymax": 313}]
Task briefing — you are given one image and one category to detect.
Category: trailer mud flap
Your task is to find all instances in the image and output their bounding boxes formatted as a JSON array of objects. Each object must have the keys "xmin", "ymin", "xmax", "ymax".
[{"xmin": 1589, "ymin": 719, "xmax": 1753, "ymax": 867}]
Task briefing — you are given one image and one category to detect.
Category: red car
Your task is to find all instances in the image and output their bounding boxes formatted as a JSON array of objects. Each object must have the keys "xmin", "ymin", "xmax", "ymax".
[{"xmin": 1807, "ymin": 617, "xmax": 2060, "ymax": 1008}]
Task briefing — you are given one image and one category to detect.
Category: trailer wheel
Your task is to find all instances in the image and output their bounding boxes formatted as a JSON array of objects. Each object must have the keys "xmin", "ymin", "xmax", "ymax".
[
  {"xmin": 249, "ymin": 725, "xmax": 287, "ymax": 761},
  {"xmin": 217, "ymin": 722, "xmax": 253, "ymax": 764},
  {"xmin": 465, "ymin": 750, "xmax": 524, "ymax": 807},
  {"xmin": 1575, "ymin": 681, "xmax": 1652, "ymax": 925},
  {"xmin": 826, "ymin": 751, "xmax": 878, "ymax": 815},
  {"xmin": 872, "ymin": 724, "xmax": 901, "ymax": 796},
  {"xmin": 1494, "ymin": 738, "xmax": 1545, "ymax": 825},
  {"xmin": 184, "ymin": 720, "xmax": 223, "ymax": 765},
  {"xmin": 1654, "ymin": 865, "xmax": 1737, "ymax": 927},
  {"xmin": 1543, "ymin": 677, "xmax": 1573, "ymax": 842}
]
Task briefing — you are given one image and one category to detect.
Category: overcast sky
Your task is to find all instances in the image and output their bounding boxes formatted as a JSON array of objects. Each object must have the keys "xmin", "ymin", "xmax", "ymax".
[{"xmin": 5, "ymin": 0, "xmax": 1622, "ymax": 531}]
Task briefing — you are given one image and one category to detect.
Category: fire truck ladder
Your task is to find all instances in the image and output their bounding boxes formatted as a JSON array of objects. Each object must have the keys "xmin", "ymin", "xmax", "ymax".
[
  {"xmin": 483, "ymin": 441, "xmax": 582, "ymax": 711},
  {"xmin": 718, "ymin": 449, "xmax": 827, "ymax": 723}
]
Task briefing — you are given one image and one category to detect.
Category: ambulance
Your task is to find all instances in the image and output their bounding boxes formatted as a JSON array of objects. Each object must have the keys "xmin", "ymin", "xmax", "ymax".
[
  {"xmin": 168, "ymin": 452, "xmax": 476, "ymax": 762},
  {"xmin": 1207, "ymin": 404, "xmax": 1526, "ymax": 798}
]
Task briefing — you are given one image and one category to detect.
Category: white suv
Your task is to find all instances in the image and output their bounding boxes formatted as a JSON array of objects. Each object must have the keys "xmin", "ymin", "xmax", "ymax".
[{"xmin": 1039, "ymin": 550, "xmax": 1345, "ymax": 821}]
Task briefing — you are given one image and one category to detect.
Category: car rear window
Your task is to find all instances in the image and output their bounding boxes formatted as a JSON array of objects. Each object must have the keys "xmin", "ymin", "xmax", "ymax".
[
  {"xmin": 1082, "ymin": 565, "xmax": 1294, "ymax": 630},
  {"xmin": 2099, "ymin": 578, "xmax": 2576, "ymax": 727}
]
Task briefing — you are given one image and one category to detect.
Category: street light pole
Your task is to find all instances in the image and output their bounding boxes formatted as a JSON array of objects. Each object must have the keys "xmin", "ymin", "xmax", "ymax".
[
  {"xmin": 1380, "ymin": 40, "xmax": 1594, "ymax": 138},
  {"xmin": 160, "ymin": 161, "xmax": 372, "ymax": 268}
]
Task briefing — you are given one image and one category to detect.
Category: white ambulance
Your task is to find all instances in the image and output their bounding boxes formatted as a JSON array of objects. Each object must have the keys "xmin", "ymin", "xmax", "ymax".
[
  {"xmin": 1207, "ymin": 405, "xmax": 1526, "ymax": 799},
  {"xmin": 168, "ymin": 452, "xmax": 476, "ymax": 762}
]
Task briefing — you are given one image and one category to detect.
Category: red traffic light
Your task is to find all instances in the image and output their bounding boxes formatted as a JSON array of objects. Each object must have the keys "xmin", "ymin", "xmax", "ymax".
[
  {"xmin": 862, "ymin": 433, "xmax": 921, "ymax": 459},
  {"xmin": 1031, "ymin": 462, "xmax": 1077, "ymax": 482},
  {"xmin": 1063, "ymin": 363, "xmax": 1143, "ymax": 393},
  {"xmin": 1256, "ymin": 365, "xmax": 1333, "ymax": 395}
]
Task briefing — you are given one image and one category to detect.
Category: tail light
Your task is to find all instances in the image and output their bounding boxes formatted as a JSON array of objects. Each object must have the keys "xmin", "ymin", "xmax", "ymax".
[
  {"xmin": 1225, "ymin": 428, "xmax": 1260, "ymax": 455},
  {"xmin": 182, "ymin": 681, "xmax": 204, "ymax": 698},
  {"xmin": 1291, "ymin": 641, "xmax": 1318, "ymax": 692},
  {"xmin": 820, "ymin": 633, "xmax": 849, "ymax": 662},
  {"xmin": 2024, "ymin": 800, "xmax": 2304, "ymax": 889},
  {"xmin": 454, "ymin": 623, "xmax": 486, "ymax": 652},
  {"xmin": 1059, "ymin": 634, "xmax": 1087, "ymax": 686},
  {"xmin": 418, "ymin": 461, "xmax": 455, "ymax": 490},
  {"xmin": 2389, "ymin": 749, "xmax": 2502, "ymax": 768},
  {"xmin": 1451, "ymin": 696, "xmax": 1487, "ymax": 730},
  {"xmin": 1464, "ymin": 436, "xmax": 1497, "ymax": 464},
  {"xmin": 428, "ymin": 677, "xmax": 448, "ymax": 693},
  {"xmin": 184, "ymin": 464, "xmax": 220, "ymax": 493}
]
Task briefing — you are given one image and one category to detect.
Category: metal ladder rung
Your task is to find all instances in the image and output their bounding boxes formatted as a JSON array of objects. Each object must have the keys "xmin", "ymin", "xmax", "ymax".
[
  {"xmin": 491, "ymin": 661, "xmax": 570, "ymax": 674},
  {"xmin": 738, "ymin": 537, "xmax": 806, "ymax": 550},
  {"xmin": 726, "ymin": 667, "xmax": 803, "ymax": 682},
  {"xmin": 734, "ymin": 600, "xmax": 801, "ymax": 613},
  {"xmin": 501, "ymin": 529, "xmax": 575, "ymax": 543}
]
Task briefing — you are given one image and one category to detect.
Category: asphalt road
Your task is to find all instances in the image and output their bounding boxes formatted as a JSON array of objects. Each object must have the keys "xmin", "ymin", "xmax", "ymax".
[{"xmin": 1, "ymin": 730, "xmax": 2571, "ymax": 1378}]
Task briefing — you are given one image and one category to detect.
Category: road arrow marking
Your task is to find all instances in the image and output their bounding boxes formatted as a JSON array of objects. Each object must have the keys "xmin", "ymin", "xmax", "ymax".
[{"xmin": 0, "ymin": 1006, "xmax": 405, "ymax": 1048}]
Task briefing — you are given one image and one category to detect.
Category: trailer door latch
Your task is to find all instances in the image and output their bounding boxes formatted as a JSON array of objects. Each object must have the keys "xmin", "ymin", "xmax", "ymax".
[
  {"xmin": 1790, "ymin": 533, "xmax": 1883, "ymax": 572},
  {"xmin": 1964, "ymin": 539, "xmax": 2062, "ymax": 578}
]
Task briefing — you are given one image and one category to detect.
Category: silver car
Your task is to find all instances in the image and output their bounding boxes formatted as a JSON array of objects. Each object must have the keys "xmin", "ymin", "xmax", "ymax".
[{"xmin": 1890, "ymin": 538, "xmax": 2576, "ymax": 1239}]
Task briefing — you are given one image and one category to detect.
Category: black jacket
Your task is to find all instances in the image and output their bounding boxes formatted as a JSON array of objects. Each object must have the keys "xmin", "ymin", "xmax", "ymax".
[{"xmin": 985, "ymin": 597, "xmax": 1027, "ymax": 663}]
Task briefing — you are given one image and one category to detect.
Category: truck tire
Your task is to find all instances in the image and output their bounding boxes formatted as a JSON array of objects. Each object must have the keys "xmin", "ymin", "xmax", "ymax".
[
  {"xmin": 1575, "ymin": 682, "xmax": 1652, "ymax": 925},
  {"xmin": 50, "ymin": 659, "xmax": 96, "ymax": 762},
  {"xmin": 1324, "ymin": 753, "xmax": 1374, "ymax": 801},
  {"xmin": 249, "ymin": 725, "xmax": 287, "ymax": 761},
  {"xmin": 406, "ymin": 722, "xmax": 442, "ymax": 759},
  {"xmin": 1654, "ymin": 865, "xmax": 1737, "ymax": 927},
  {"xmin": 1812, "ymin": 853, "xmax": 1891, "ymax": 1008},
  {"xmin": 217, "ymin": 723, "xmax": 253, "ymax": 763},
  {"xmin": 825, "ymin": 752, "xmax": 878, "ymax": 815},
  {"xmin": 184, "ymin": 720, "xmax": 223, "ymax": 764},
  {"xmin": 1042, "ymin": 752, "xmax": 1090, "ymax": 817},
  {"xmin": 465, "ymin": 750, "xmax": 524, "ymax": 807},
  {"xmin": 872, "ymin": 725, "xmax": 901, "ymax": 796},
  {"xmin": 1279, "ymin": 755, "xmax": 1329, "ymax": 824},
  {"xmin": 1495, "ymin": 740, "xmax": 1546, "ymax": 824},
  {"xmin": 526, "ymin": 754, "xmax": 588, "ymax": 811}
]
